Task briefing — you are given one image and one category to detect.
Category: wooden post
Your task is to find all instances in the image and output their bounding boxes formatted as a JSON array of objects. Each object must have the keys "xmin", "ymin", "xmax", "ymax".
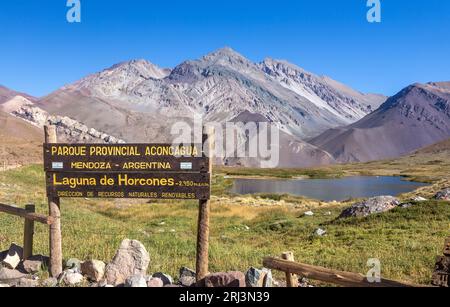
[
  {"xmin": 44, "ymin": 125, "xmax": 63, "ymax": 277},
  {"xmin": 263, "ymin": 257, "xmax": 422, "ymax": 287},
  {"xmin": 282, "ymin": 252, "xmax": 299, "ymax": 287},
  {"xmin": 196, "ymin": 126, "xmax": 214, "ymax": 281},
  {"xmin": 23, "ymin": 204, "xmax": 35, "ymax": 260}
]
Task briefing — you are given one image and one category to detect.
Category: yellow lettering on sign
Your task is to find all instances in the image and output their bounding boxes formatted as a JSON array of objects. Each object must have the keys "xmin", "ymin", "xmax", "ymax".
[
  {"xmin": 117, "ymin": 174, "xmax": 175, "ymax": 187},
  {"xmin": 122, "ymin": 162, "xmax": 171, "ymax": 170},
  {"xmin": 71, "ymin": 162, "xmax": 112, "ymax": 170},
  {"xmin": 89, "ymin": 146, "xmax": 141, "ymax": 156},
  {"xmin": 53, "ymin": 174, "xmax": 97, "ymax": 189},
  {"xmin": 51, "ymin": 146, "xmax": 86, "ymax": 156},
  {"xmin": 145, "ymin": 146, "xmax": 199, "ymax": 157}
]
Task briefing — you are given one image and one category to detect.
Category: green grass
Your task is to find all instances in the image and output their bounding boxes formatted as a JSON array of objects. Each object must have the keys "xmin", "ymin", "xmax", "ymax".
[{"xmin": 1, "ymin": 164, "xmax": 449, "ymax": 285}]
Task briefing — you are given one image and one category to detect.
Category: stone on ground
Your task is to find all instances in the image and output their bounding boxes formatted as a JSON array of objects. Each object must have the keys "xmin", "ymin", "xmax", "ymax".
[
  {"xmin": 65, "ymin": 258, "xmax": 83, "ymax": 273},
  {"xmin": 1, "ymin": 243, "xmax": 23, "ymax": 269},
  {"xmin": 339, "ymin": 196, "xmax": 400, "ymax": 218},
  {"xmin": 245, "ymin": 267, "xmax": 268, "ymax": 287},
  {"xmin": 125, "ymin": 274, "xmax": 147, "ymax": 287},
  {"xmin": 201, "ymin": 271, "xmax": 246, "ymax": 287},
  {"xmin": 62, "ymin": 271, "xmax": 84, "ymax": 286},
  {"xmin": 81, "ymin": 260, "xmax": 106, "ymax": 282},
  {"xmin": 152, "ymin": 272, "xmax": 173, "ymax": 286},
  {"xmin": 0, "ymin": 267, "xmax": 28, "ymax": 281},
  {"xmin": 104, "ymin": 239, "xmax": 150, "ymax": 286},
  {"xmin": 22, "ymin": 255, "xmax": 49, "ymax": 274},
  {"xmin": 434, "ymin": 188, "xmax": 450, "ymax": 201},
  {"xmin": 41, "ymin": 277, "xmax": 58, "ymax": 287},
  {"xmin": 147, "ymin": 277, "xmax": 164, "ymax": 287}
]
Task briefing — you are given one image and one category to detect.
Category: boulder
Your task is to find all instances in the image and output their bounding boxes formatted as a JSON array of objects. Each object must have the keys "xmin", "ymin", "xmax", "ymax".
[
  {"xmin": 152, "ymin": 272, "xmax": 173, "ymax": 286},
  {"xmin": 304, "ymin": 211, "xmax": 314, "ymax": 217},
  {"xmin": 412, "ymin": 196, "xmax": 427, "ymax": 202},
  {"xmin": 22, "ymin": 255, "xmax": 49, "ymax": 274},
  {"xmin": 262, "ymin": 268, "xmax": 273, "ymax": 287},
  {"xmin": 201, "ymin": 271, "xmax": 246, "ymax": 288},
  {"xmin": 65, "ymin": 258, "xmax": 83, "ymax": 273},
  {"xmin": 81, "ymin": 260, "xmax": 106, "ymax": 282},
  {"xmin": 0, "ymin": 268, "xmax": 28, "ymax": 282},
  {"xmin": 314, "ymin": 228, "xmax": 327, "ymax": 236},
  {"xmin": 0, "ymin": 284, "xmax": 10, "ymax": 288},
  {"xmin": 125, "ymin": 275, "xmax": 147, "ymax": 288},
  {"xmin": 434, "ymin": 188, "xmax": 450, "ymax": 201},
  {"xmin": 245, "ymin": 267, "xmax": 266, "ymax": 287},
  {"xmin": 339, "ymin": 196, "xmax": 400, "ymax": 218},
  {"xmin": 147, "ymin": 277, "xmax": 164, "ymax": 287},
  {"xmin": 180, "ymin": 267, "xmax": 196, "ymax": 278},
  {"xmin": 104, "ymin": 239, "xmax": 150, "ymax": 286},
  {"xmin": 179, "ymin": 276, "xmax": 196, "ymax": 287},
  {"xmin": 2, "ymin": 244, "xmax": 23, "ymax": 269},
  {"xmin": 16, "ymin": 278, "xmax": 39, "ymax": 288},
  {"xmin": 62, "ymin": 271, "xmax": 84, "ymax": 286}
]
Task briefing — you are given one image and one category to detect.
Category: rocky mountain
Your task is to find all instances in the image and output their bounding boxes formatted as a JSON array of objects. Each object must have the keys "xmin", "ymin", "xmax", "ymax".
[
  {"xmin": 1, "ymin": 96, "xmax": 124, "ymax": 144},
  {"xmin": 310, "ymin": 82, "xmax": 450, "ymax": 163},
  {"xmin": 38, "ymin": 48, "xmax": 385, "ymax": 143},
  {"xmin": 0, "ymin": 85, "xmax": 35, "ymax": 104}
]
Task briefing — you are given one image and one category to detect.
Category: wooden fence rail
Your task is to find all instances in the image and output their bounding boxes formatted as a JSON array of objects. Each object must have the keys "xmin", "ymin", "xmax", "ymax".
[
  {"xmin": 0, "ymin": 203, "xmax": 54, "ymax": 260},
  {"xmin": 264, "ymin": 254, "xmax": 423, "ymax": 288}
]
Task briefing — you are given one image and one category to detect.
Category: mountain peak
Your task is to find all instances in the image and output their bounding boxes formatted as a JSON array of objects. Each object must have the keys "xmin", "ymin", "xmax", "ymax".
[{"xmin": 202, "ymin": 47, "xmax": 250, "ymax": 65}]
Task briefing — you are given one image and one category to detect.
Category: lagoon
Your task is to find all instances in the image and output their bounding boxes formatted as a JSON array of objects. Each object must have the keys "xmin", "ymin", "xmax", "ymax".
[{"xmin": 231, "ymin": 176, "xmax": 427, "ymax": 201}]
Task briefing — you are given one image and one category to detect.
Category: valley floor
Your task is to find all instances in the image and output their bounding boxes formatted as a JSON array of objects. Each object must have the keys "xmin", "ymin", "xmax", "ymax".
[{"xmin": 0, "ymin": 150, "xmax": 449, "ymax": 285}]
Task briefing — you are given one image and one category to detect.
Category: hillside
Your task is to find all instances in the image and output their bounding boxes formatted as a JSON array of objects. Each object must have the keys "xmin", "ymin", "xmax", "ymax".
[
  {"xmin": 0, "ymin": 110, "xmax": 43, "ymax": 167},
  {"xmin": 310, "ymin": 82, "xmax": 450, "ymax": 163}
]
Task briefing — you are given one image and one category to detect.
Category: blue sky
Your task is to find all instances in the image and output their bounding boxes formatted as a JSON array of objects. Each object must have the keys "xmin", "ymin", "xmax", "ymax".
[{"xmin": 0, "ymin": 0, "xmax": 449, "ymax": 97}]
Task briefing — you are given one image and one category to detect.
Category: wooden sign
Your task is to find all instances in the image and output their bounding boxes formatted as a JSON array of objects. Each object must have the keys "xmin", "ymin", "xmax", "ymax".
[
  {"xmin": 42, "ymin": 126, "xmax": 214, "ymax": 280},
  {"xmin": 46, "ymin": 172, "xmax": 210, "ymax": 200},
  {"xmin": 44, "ymin": 144, "xmax": 211, "ymax": 200}
]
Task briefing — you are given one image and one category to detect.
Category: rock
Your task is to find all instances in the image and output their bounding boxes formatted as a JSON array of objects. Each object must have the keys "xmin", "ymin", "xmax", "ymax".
[
  {"xmin": 65, "ymin": 258, "xmax": 83, "ymax": 273},
  {"xmin": 0, "ymin": 267, "xmax": 28, "ymax": 281},
  {"xmin": 125, "ymin": 275, "xmax": 147, "ymax": 288},
  {"xmin": 2, "ymin": 243, "xmax": 23, "ymax": 269},
  {"xmin": 104, "ymin": 239, "xmax": 150, "ymax": 286},
  {"xmin": 201, "ymin": 271, "xmax": 246, "ymax": 288},
  {"xmin": 399, "ymin": 203, "xmax": 414, "ymax": 208},
  {"xmin": 304, "ymin": 211, "xmax": 314, "ymax": 216},
  {"xmin": 299, "ymin": 277, "xmax": 314, "ymax": 288},
  {"xmin": 179, "ymin": 276, "xmax": 196, "ymax": 287},
  {"xmin": 180, "ymin": 267, "xmax": 196, "ymax": 278},
  {"xmin": 22, "ymin": 255, "xmax": 49, "ymax": 274},
  {"xmin": 314, "ymin": 228, "xmax": 327, "ymax": 236},
  {"xmin": 245, "ymin": 267, "xmax": 267, "ymax": 287},
  {"xmin": 434, "ymin": 188, "xmax": 450, "ymax": 201},
  {"xmin": 16, "ymin": 278, "xmax": 39, "ymax": 287},
  {"xmin": 41, "ymin": 277, "xmax": 58, "ymax": 287},
  {"xmin": 147, "ymin": 277, "xmax": 164, "ymax": 287},
  {"xmin": 62, "ymin": 271, "xmax": 84, "ymax": 286},
  {"xmin": 81, "ymin": 260, "xmax": 106, "ymax": 282},
  {"xmin": 0, "ymin": 284, "xmax": 10, "ymax": 288},
  {"xmin": 412, "ymin": 196, "xmax": 427, "ymax": 202},
  {"xmin": 339, "ymin": 196, "xmax": 400, "ymax": 218},
  {"xmin": 152, "ymin": 272, "xmax": 173, "ymax": 286},
  {"xmin": 262, "ymin": 268, "xmax": 273, "ymax": 287}
]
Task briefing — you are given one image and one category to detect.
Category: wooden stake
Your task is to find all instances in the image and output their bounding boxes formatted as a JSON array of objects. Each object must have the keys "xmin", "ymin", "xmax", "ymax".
[
  {"xmin": 281, "ymin": 252, "xmax": 299, "ymax": 287},
  {"xmin": 196, "ymin": 126, "xmax": 214, "ymax": 281},
  {"xmin": 23, "ymin": 204, "xmax": 35, "ymax": 260},
  {"xmin": 44, "ymin": 125, "xmax": 63, "ymax": 277}
]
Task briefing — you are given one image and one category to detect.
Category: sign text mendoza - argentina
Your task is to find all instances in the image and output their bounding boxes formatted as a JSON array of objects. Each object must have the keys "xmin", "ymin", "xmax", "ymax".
[{"xmin": 44, "ymin": 143, "xmax": 211, "ymax": 200}]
